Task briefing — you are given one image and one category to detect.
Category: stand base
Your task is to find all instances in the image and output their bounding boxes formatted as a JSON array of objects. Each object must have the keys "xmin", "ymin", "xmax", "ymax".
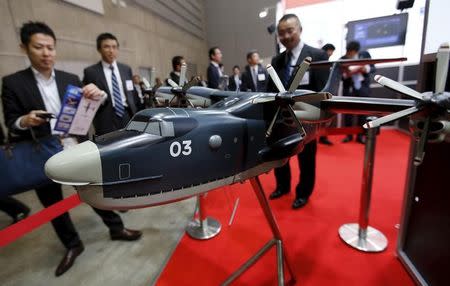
[
  {"xmin": 339, "ymin": 223, "xmax": 388, "ymax": 252},
  {"xmin": 186, "ymin": 217, "xmax": 221, "ymax": 240}
]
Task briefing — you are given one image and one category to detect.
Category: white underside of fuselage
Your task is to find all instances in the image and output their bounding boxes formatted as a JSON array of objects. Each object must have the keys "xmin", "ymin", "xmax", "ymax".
[{"xmin": 77, "ymin": 159, "xmax": 287, "ymax": 210}]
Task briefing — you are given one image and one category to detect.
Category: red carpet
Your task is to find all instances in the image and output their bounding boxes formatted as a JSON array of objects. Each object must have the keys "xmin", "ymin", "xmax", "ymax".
[{"xmin": 156, "ymin": 130, "xmax": 415, "ymax": 286}]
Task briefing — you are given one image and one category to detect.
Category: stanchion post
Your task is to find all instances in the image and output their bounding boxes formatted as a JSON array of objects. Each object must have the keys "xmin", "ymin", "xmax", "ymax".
[
  {"xmin": 186, "ymin": 194, "xmax": 221, "ymax": 240},
  {"xmin": 338, "ymin": 117, "xmax": 388, "ymax": 252}
]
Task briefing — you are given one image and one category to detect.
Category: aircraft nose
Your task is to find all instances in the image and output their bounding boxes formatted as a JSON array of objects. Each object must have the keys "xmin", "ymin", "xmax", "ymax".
[{"xmin": 45, "ymin": 141, "xmax": 102, "ymax": 185}]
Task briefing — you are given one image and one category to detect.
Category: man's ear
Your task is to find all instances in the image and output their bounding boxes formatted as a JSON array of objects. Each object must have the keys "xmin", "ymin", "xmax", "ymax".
[{"xmin": 20, "ymin": 43, "xmax": 27, "ymax": 53}]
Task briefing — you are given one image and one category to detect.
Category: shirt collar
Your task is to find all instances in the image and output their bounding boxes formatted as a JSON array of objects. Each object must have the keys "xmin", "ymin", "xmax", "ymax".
[
  {"xmin": 289, "ymin": 41, "xmax": 304, "ymax": 61},
  {"xmin": 31, "ymin": 66, "xmax": 55, "ymax": 81},
  {"xmin": 211, "ymin": 61, "xmax": 220, "ymax": 68},
  {"xmin": 102, "ymin": 60, "xmax": 117, "ymax": 70}
]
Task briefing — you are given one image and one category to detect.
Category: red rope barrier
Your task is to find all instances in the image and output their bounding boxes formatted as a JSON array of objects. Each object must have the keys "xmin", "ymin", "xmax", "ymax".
[
  {"xmin": 319, "ymin": 127, "xmax": 364, "ymax": 136},
  {"xmin": 0, "ymin": 194, "xmax": 82, "ymax": 247}
]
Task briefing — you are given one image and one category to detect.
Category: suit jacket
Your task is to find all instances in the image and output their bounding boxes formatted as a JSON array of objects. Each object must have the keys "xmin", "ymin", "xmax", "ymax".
[
  {"xmin": 241, "ymin": 64, "xmax": 269, "ymax": 92},
  {"xmin": 228, "ymin": 74, "xmax": 241, "ymax": 91},
  {"xmin": 2, "ymin": 68, "xmax": 82, "ymax": 142},
  {"xmin": 207, "ymin": 63, "xmax": 221, "ymax": 89},
  {"xmin": 268, "ymin": 44, "xmax": 329, "ymax": 93},
  {"xmin": 166, "ymin": 71, "xmax": 180, "ymax": 86},
  {"xmin": 83, "ymin": 62, "xmax": 139, "ymax": 135}
]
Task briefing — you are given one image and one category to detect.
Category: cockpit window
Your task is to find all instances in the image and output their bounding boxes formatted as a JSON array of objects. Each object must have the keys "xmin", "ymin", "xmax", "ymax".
[
  {"xmin": 160, "ymin": 121, "xmax": 175, "ymax": 137},
  {"xmin": 127, "ymin": 117, "xmax": 175, "ymax": 138},
  {"xmin": 126, "ymin": 121, "xmax": 148, "ymax": 132},
  {"xmin": 144, "ymin": 122, "xmax": 160, "ymax": 136}
]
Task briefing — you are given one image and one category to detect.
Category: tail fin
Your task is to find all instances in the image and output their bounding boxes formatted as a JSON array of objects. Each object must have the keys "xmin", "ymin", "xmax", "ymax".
[{"xmin": 320, "ymin": 63, "xmax": 342, "ymax": 96}]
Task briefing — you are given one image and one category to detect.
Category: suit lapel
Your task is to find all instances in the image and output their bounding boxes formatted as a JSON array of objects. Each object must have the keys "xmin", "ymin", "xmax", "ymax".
[
  {"xmin": 54, "ymin": 70, "xmax": 67, "ymax": 101},
  {"xmin": 96, "ymin": 62, "xmax": 109, "ymax": 95},
  {"xmin": 23, "ymin": 68, "xmax": 46, "ymax": 110},
  {"xmin": 296, "ymin": 44, "xmax": 310, "ymax": 65}
]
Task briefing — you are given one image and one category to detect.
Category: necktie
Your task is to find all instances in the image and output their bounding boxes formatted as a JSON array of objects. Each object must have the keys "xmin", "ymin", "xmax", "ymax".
[
  {"xmin": 110, "ymin": 65, "xmax": 124, "ymax": 117},
  {"xmin": 283, "ymin": 51, "xmax": 293, "ymax": 87}
]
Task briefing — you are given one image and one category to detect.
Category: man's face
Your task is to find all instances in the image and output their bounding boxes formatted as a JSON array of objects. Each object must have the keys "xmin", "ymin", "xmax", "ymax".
[
  {"xmin": 175, "ymin": 58, "xmax": 186, "ymax": 72},
  {"xmin": 99, "ymin": 39, "xmax": 119, "ymax": 64},
  {"xmin": 326, "ymin": 49, "xmax": 334, "ymax": 57},
  {"xmin": 212, "ymin": 48, "xmax": 223, "ymax": 63},
  {"xmin": 346, "ymin": 50, "xmax": 358, "ymax": 58},
  {"xmin": 277, "ymin": 18, "xmax": 301, "ymax": 51},
  {"xmin": 248, "ymin": 53, "xmax": 260, "ymax": 65},
  {"xmin": 23, "ymin": 33, "xmax": 56, "ymax": 72},
  {"xmin": 132, "ymin": 75, "xmax": 141, "ymax": 84},
  {"xmin": 233, "ymin": 67, "xmax": 240, "ymax": 75}
]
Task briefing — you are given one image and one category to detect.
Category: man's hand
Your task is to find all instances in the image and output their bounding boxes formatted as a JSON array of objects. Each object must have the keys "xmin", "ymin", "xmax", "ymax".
[
  {"xmin": 82, "ymin": 83, "xmax": 105, "ymax": 100},
  {"xmin": 20, "ymin": 110, "xmax": 48, "ymax": 128}
]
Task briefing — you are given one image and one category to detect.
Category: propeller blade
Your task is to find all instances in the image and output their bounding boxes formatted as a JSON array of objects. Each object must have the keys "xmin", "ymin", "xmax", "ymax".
[
  {"xmin": 292, "ymin": 91, "xmax": 332, "ymax": 103},
  {"xmin": 179, "ymin": 63, "xmax": 187, "ymax": 87},
  {"xmin": 252, "ymin": 95, "xmax": 275, "ymax": 104},
  {"xmin": 167, "ymin": 78, "xmax": 179, "ymax": 88},
  {"xmin": 267, "ymin": 64, "xmax": 286, "ymax": 93},
  {"xmin": 149, "ymin": 67, "xmax": 156, "ymax": 87},
  {"xmin": 141, "ymin": 77, "xmax": 151, "ymax": 90},
  {"xmin": 310, "ymin": 57, "xmax": 407, "ymax": 67},
  {"xmin": 363, "ymin": 106, "xmax": 421, "ymax": 129},
  {"xmin": 182, "ymin": 76, "xmax": 199, "ymax": 92},
  {"xmin": 287, "ymin": 105, "xmax": 306, "ymax": 136},
  {"xmin": 288, "ymin": 57, "xmax": 312, "ymax": 92},
  {"xmin": 374, "ymin": 75, "xmax": 423, "ymax": 100},
  {"xmin": 414, "ymin": 117, "xmax": 431, "ymax": 166},
  {"xmin": 435, "ymin": 42, "xmax": 450, "ymax": 94},
  {"xmin": 266, "ymin": 106, "xmax": 280, "ymax": 137}
]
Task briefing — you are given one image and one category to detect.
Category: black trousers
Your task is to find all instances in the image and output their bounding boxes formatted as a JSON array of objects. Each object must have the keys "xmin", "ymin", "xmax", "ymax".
[
  {"xmin": 0, "ymin": 197, "xmax": 30, "ymax": 218},
  {"xmin": 274, "ymin": 140, "xmax": 317, "ymax": 199},
  {"xmin": 35, "ymin": 182, "xmax": 124, "ymax": 249}
]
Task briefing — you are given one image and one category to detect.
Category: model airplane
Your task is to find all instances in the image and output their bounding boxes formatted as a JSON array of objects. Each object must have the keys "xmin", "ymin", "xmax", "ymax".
[{"xmin": 44, "ymin": 44, "xmax": 450, "ymax": 210}]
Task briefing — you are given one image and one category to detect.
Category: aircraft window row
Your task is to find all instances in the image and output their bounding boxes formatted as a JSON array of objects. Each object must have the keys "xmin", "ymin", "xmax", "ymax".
[{"xmin": 126, "ymin": 120, "xmax": 175, "ymax": 137}]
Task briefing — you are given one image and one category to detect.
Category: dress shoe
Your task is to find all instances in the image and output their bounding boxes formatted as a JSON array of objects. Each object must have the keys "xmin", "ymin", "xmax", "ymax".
[
  {"xmin": 55, "ymin": 244, "xmax": 84, "ymax": 277},
  {"xmin": 292, "ymin": 198, "xmax": 308, "ymax": 209},
  {"xmin": 110, "ymin": 228, "xmax": 142, "ymax": 241},
  {"xmin": 319, "ymin": 137, "xmax": 333, "ymax": 146},
  {"xmin": 356, "ymin": 136, "xmax": 365, "ymax": 144},
  {"xmin": 269, "ymin": 188, "xmax": 290, "ymax": 200},
  {"xmin": 341, "ymin": 136, "xmax": 352, "ymax": 143}
]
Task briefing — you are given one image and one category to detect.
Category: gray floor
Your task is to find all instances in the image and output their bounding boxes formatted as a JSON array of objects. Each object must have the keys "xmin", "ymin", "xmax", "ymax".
[{"xmin": 0, "ymin": 187, "xmax": 196, "ymax": 286}]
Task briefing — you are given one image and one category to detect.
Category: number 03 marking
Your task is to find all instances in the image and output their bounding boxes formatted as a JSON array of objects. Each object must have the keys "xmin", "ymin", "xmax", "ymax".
[{"xmin": 170, "ymin": 140, "xmax": 192, "ymax": 157}]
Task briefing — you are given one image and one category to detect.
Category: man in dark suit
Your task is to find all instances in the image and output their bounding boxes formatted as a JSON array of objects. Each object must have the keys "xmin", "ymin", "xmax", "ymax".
[
  {"xmin": 207, "ymin": 46, "xmax": 223, "ymax": 89},
  {"xmin": 241, "ymin": 50, "xmax": 269, "ymax": 92},
  {"xmin": 83, "ymin": 33, "xmax": 140, "ymax": 136},
  {"xmin": 228, "ymin": 65, "xmax": 241, "ymax": 91},
  {"xmin": 341, "ymin": 41, "xmax": 375, "ymax": 144},
  {"xmin": 318, "ymin": 43, "xmax": 336, "ymax": 146},
  {"xmin": 268, "ymin": 14, "xmax": 329, "ymax": 209},
  {"xmin": 2, "ymin": 22, "xmax": 142, "ymax": 277},
  {"xmin": 166, "ymin": 55, "xmax": 186, "ymax": 86}
]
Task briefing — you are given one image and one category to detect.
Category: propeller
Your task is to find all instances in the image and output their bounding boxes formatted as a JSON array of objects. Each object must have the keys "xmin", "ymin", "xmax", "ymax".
[
  {"xmin": 256, "ymin": 57, "xmax": 332, "ymax": 138},
  {"xmin": 364, "ymin": 42, "xmax": 450, "ymax": 165},
  {"xmin": 141, "ymin": 68, "xmax": 162, "ymax": 108},
  {"xmin": 166, "ymin": 63, "xmax": 199, "ymax": 108}
]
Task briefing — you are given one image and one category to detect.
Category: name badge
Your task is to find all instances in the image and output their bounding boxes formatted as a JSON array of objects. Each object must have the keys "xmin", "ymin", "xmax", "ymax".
[
  {"xmin": 257, "ymin": 73, "xmax": 266, "ymax": 81},
  {"xmin": 126, "ymin": 80, "xmax": 134, "ymax": 91}
]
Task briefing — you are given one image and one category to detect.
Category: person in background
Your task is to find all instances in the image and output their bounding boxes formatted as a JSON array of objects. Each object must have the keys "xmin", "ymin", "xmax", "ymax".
[
  {"xmin": 166, "ymin": 56, "xmax": 186, "ymax": 86},
  {"xmin": 318, "ymin": 43, "xmax": 336, "ymax": 146},
  {"xmin": 240, "ymin": 50, "xmax": 269, "ymax": 92},
  {"xmin": 228, "ymin": 65, "xmax": 241, "ymax": 91},
  {"xmin": 2, "ymin": 22, "xmax": 142, "ymax": 277},
  {"xmin": 267, "ymin": 14, "xmax": 329, "ymax": 210},
  {"xmin": 207, "ymin": 47, "xmax": 223, "ymax": 89},
  {"xmin": 341, "ymin": 41, "xmax": 374, "ymax": 144},
  {"xmin": 132, "ymin": 74, "xmax": 144, "ymax": 107},
  {"xmin": 83, "ymin": 32, "xmax": 141, "ymax": 135}
]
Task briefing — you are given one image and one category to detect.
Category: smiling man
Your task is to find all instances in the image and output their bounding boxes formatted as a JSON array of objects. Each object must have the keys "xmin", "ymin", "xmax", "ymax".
[{"xmin": 268, "ymin": 14, "xmax": 329, "ymax": 209}]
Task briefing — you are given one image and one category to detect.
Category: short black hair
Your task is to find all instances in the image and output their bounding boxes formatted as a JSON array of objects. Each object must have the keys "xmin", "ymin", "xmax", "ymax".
[
  {"xmin": 20, "ymin": 21, "xmax": 56, "ymax": 46},
  {"xmin": 246, "ymin": 50, "xmax": 258, "ymax": 60},
  {"xmin": 278, "ymin": 14, "xmax": 301, "ymax": 28},
  {"xmin": 209, "ymin": 47, "xmax": 219, "ymax": 60},
  {"xmin": 233, "ymin": 65, "xmax": 240, "ymax": 70},
  {"xmin": 172, "ymin": 56, "xmax": 184, "ymax": 70},
  {"xmin": 346, "ymin": 41, "xmax": 360, "ymax": 52},
  {"xmin": 322, "ymin": 43, "xmax": 335, "ymax": 51},
  {"xmin": 96, "ymin": 33, "xmax": 119, "ymax": 50}
]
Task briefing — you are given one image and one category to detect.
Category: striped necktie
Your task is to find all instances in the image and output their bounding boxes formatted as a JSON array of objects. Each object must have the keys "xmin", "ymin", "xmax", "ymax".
[
  {"xmin": 283, "ymin": 51, "xmax": 293, "ymax": 87},
  {"xmin": 110, "ymin": 65, "xmax": 124, "ymax": 117}
]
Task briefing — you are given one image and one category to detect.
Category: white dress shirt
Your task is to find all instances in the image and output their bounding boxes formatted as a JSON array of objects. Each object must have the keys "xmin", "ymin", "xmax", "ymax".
[
  {"xmin": 101, "ymin": 60, "xmax": 128, "ymax": 107},
  {"xmin": 211, "ymin": 61, "xmax": 223, "ymax": 77},
  {"xmin": 289, "ymin": 41, "xmax": 305, "ymax": 68}
]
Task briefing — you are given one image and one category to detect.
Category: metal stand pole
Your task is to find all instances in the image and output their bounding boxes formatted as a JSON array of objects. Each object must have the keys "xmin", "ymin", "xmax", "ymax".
[
  {"xmin": 338, "ymin": 118, "xmax": 388, "ymax": 252},
  {"xmin": 222, "ymin": 177, "xmax": 296, "ymax": 286},
  {"xmin": 186, "ymin": 194, "xmax": 221, "ymax": 240}
]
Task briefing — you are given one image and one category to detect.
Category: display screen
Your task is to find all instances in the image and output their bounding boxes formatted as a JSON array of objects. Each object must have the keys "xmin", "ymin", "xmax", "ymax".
[{"xmin": 346, "ymin": 13, "xmax": 409, "ymax": 49}]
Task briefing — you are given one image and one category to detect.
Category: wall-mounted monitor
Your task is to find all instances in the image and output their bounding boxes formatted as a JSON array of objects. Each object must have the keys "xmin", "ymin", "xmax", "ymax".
[{"xmin": 346, "ymin": 13, "xmax": 409, "ymax": 49}]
